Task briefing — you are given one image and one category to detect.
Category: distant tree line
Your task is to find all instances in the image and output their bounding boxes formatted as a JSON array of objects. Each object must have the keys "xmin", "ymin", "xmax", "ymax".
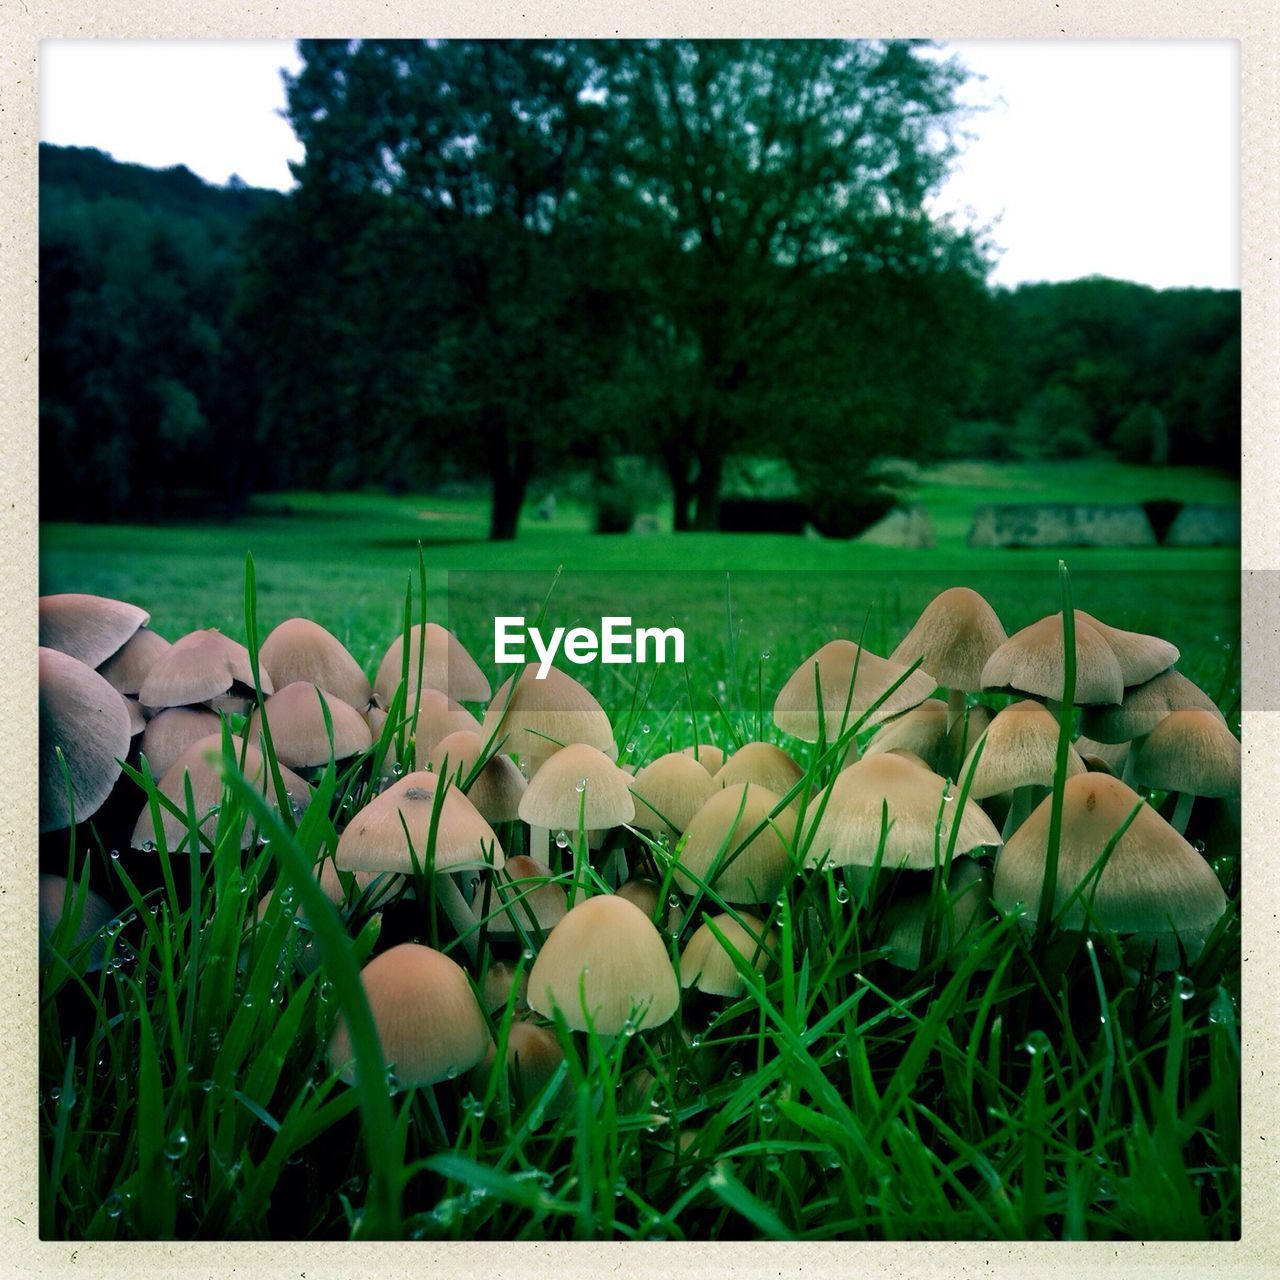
[{"xmin": 38, "ymin": 40, "xmax": 1241, "ymax": 537}]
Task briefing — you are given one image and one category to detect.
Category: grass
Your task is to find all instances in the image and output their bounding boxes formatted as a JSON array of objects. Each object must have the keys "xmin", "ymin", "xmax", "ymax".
[{"xmin": 38, "ymin": 460, "xmax": 1241, "ymax": 1241}]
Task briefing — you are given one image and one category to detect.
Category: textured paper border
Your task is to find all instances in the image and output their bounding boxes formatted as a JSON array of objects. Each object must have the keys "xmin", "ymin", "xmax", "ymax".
[{"xmin": 4, "ymin": 4, "xmax": 1278, "ymax": 1276}]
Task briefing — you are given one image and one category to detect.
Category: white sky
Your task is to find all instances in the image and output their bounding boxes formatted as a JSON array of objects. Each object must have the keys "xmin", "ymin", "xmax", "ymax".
[{"xmin": 38, "ymin": 39, "xmax": 1240, "ymax": 291}]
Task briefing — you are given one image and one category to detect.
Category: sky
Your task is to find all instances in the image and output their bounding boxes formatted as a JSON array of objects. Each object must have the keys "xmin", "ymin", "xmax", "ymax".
[{"xmin": 37, "ymin": 39, "xmax": 1240, "ymax": 292}]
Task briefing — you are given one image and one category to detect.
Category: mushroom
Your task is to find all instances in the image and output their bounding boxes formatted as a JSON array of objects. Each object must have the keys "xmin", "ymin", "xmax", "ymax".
[
  {"xmin": 959, "ymin": 700, "xmax": 1086, "ymax": 836},
  {"xmin": 804, "ymin": 753, "xmax": 1001, "ymax": 878},
  {"xmin": 864, "ymin": 700, "xmax": 950, "ymax": 775},
  {"xmin": 890, "ymin": 587, "xmax": 1008, "ymax": 727},
  {"xmin": 675, "ymin": 783, "xmax": 797, "ymax": 905},
  {"xmin": 138, "ymin": 628, "xmax": 272, "ymax": 713},
  {"xmin": 526, "ymin": 894, "xmax": 679, "ymax": 1035},
  {"xmin": 481, "ymin": 664, "xmax": 614, "ymax": 774},
  {"xmin": 245, "ymin": 681, "xmax": 373, "ymax": 768},
  {"xmin": 39, "ymin": 593, "xmax": 149, "ymax": 668},
  {"xmin": 680, "ymin": 912, "xmax": 775, "ymax": 997},
  {"xmin": 260, "ymin": 617, "xmax": 373, "ymax": 709},
  {"xmin": 992, "ymin": 772, "xmax": 1227, "ymax": 966},
  {"xmin": 712, "ymin": 742, "xmax": 804, "ymax": 798},
  {"xmin": 981, "ymin": 613, "xmax": 1123, "ymax": 706},
  {"xmin": 327, "ymin": 942, "xmax": 490, "ymax": 1088},
  {"xmin": 39, "ymin": 647, "xmax": 133, "ymax": 832},
  {"xmin": 39, "ymin": 874, "xmax": 118, "ymax": 973},
  {"xmin": 97, "ymin": 626, "xmax": 170, "ymax": 697},
  {"xmin": 517, "ymin": 742, "xmax": 634, "ymax": 848},
  {"xmin": 130, "ymin": 734, "xmax": 311, "ymax": 853},
  {"xmin": 428, "ymin": 729, "xmax": 527, "ymax": 824},
  {"xmin": 488, "ymin": 854, "xmax": 568, "ymax": 940},
  {"xmin": 681, "ymin": 743, "xmax": 726, "ymax": 773},
  {"xmin": 629, "ymin": 752, "xmax": 717, "ymax": 837},
  {"xmin": 774, "ymin": 640, "xmax": 936, "ymax": 742},
  {"xmin": 139, "ymin": 706, "xmax": 222, "ymax": 780},
  {"xmin": 1074, "ymin": 611, "xmax": 1179, "ymax": 687},
  {"xmin": 1133, "ymin": 707, "xmax": 1241, "ymax": 834},
  {"xmin": 374, "ymin": 622, "xmax": 490, "ymax": 708}
]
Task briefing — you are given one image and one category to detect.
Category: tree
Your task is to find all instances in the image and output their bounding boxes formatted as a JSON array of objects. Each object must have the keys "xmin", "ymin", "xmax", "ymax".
[
  {"xmin": 591, "ymin": 39, "xmax": 988, "ymax": 529},
  {"xmin": 279, "ymin": 39, "xmax": 612, "ymax": 540}
]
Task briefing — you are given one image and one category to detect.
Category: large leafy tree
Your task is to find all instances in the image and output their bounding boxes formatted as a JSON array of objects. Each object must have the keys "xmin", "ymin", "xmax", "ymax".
[
  {"xmin": 277, "ymin": 39, "xmax": 612, "ymax": 540},
  {"xmin": 591, "ymin": 39, "xmax": 990, "ymax": 529}
]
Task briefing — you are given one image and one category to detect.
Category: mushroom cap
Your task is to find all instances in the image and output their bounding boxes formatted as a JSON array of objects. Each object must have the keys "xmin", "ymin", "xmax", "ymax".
[
  {"xmin": 1134, "ymin": 708, "xmax": 1241, "ymax": 798},
  {"xmin": 992, "ymin": 772, "xmax": 1227, "ymax": 937},
  {"xmin": 629, "ymin": 752, "xmax": 717, "ymax": 834},
  {"xmin": 39, "ymin": 647, "xmax": 133, "ymax": 832},
  {"xmin": 680, "ymin": 743, "xmax": 726, "ymax": 773},
  {"xmin": 398, "ymin": 688, "xmax": 484, "ymax": 758},
  {"xmin": 246, "ymin": 681, "xmax": 374, "ymax": 768},
  {"xmin": 882, "ymin": 858, "xmax": 992, "ymax": 970},
  {"xmin": 774, "ymin": 640, "xmax": 937, "ymax": 741},
  {"xmin": 1075, "ymin": 611, "xmax": 1179, "ymax": 687},
  {"xmin": 260, "ymin": 618, "xmax": 372, "ymax": 709},
  {"xmin": 336, "ymin": 770, "xmax": 504, "ymax": 875},
  {"xmin": 614, "ymin": 877, "xmax": 663, "ymax": 921},
  {"xmin": 864, "ymin": 700, "xmax": 950, "ymax": 774},
  {"xmin": 981, "ymin": 613, "xmax": 1123, "ymax": 706},
  {"xmin": 39, "ymin": 874, "xmax": 118, "ymax": 972},
  {"xmin": 805, "ymin": 753, "xmax": 1002, "ymax": 872},
  {"xmin": 675, "ymin": 783, "xmax": 797, "ymax": 903},
  {"xmin": 374, "ymin": 622, "xmax": 490, "ymax": 707},
  {"xmin": 39, "ymin": 593, "xmax": 149, "ymax": 668},
  {"xmin": 712, "ymin": 742, "xmax": 804, "ymax": 798},
  {"xmin": 122, "ymin": 696, "xmax": 146, "ymax": 737},
  {"xmin": 527, "ymin": 894, "xmax": 679, "ymax": 1035},
  {"xmin": 959, "ymin": 700, "xmax": 1086, "ymax": 799},
  {"xmin": 518, "ymin": 743, "xmax": 634, "ymax": 831},
  {"xmin": 945, "ymin": 704, "xmax": 994, "ymax": 779},
  {"xmin": 130, "ymin": 733, "xmax": 311, "ymax": 852},
  {"xmin": 1074, "ymin": 734, "xmax": 1130, "ymax": 776},
  {"xmin": 480, "ymin": 961, "xmax": 529, "ymax": 1015},
  {"xmin": 97, "ymin": 627, "xmax": 170, "ymax": 697},
  {"xmin": 1080, "ymin": 668, "xmax": 1225, "ymax": 744},
  {"xmin": 138, "ymin": 628, "xmax": 271, "ymax": 710},
  {"xmin": 499, "ymin": 1020, "xmax": 565, "ymax": 1101},
  {"xmin": 328, "ymin": 943, "xmax": 490, "ymax": 1088},
  {"xmin": 890, "ymin": 587, "xmax": 1008, "ymax": 692},
  {"xmin": 481, "ymin": 664, "xmax": 614, "ymax": 766},
  {"xmin": 680, "ymin": 912, "xmax": 774, "ymax": 997},
  {"xmin": 139, "ymin": 706, "xmax": 222, "ymax": 780},
  {"xmin": 490, "ymin": 855, "xmax": 568, "ymax": 936},
  {"xmin": 428, "ymin": 730, "xmax": 527, "ymax": 824}
]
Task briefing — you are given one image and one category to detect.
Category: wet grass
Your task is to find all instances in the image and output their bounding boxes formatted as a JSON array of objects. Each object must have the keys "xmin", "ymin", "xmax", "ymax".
[{"xmin": 38, "ymin": 552, "xmax": 1241, "ymax": 1242}]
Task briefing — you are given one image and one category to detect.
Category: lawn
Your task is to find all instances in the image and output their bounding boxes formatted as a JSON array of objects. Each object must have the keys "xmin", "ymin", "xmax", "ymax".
[
  {"xmin": 37, "ymin": 457, "xmax": 1243, "ymax": 1243},
  {"xmin": 41, "ymin": 459, "xmax": 1241, "ymax": 714}
]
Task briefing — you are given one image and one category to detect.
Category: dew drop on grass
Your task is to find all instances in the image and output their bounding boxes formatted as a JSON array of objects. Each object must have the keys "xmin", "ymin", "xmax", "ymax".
[
  {"xmin": 625, "ymin": 742, "xmax": 637, "ymax": 755},
  {"xmin": 554, "ymin": 830, "xmax": 570, "ymax": 849},
  {"xmin": 614, "ymin": 1175, "xmax": 627, "ymax": 1198},
  {"xmin": 835, "ymin": 884, "xmax": 850, "ymax": 904},
  {"xmin": 243, "ymin": 993, "xmax": 255, "ymax": 1009},
  {"xmin": 201, "ymin": 1079, "xmax": 214, "ymax": 1093},
  {"xmin": 141, "ymin": 841, "xmax": 156, "ymax": 854},
  {"xmin": 104, "ymin": 1193, "xmax": 124, "ymax": 1219},
  {"xmin": 622, "ymin": 1019, "xmax": 638, "ymax": 1038},
  {"xmin": 1176, "ymin": 975, "xmax": 1196, "ymax": 1002},
  {"xmin": 689, "ymin": 1034, "xmax": 702, "ymax": 1050},
  {"xmin": 521, "ymin": 948, "xmax": 535, "ymax": 962},
  {"xmin": 728, "ymin": 1061, "xmax": 743, "ymax": 1078},
  {"xmin": 164, "ymin": 1129, "xmax": 189, "ymax": 1161},
  {"xmin": 446, "ymin": 1065, "xmax": 458, "ymax": 1080},
  {"xmin": 758, "ymin": 1101, "xmax": 777, "ymax": 1125},
  {"xmin": 109, "ymin": 849, "xmax": 120, "ymax": 861},
  {"xmin": 641, "ymin": 724, "xmax": 651, "ymax": 735},
  {"xmin": 575, "ymin": 779, "xmax": 587, "ymax": 794}
]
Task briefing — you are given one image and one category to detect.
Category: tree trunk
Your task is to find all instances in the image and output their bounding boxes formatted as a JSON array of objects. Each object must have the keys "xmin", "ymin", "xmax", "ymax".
[
  {"xmin": 660, "ymin": 435, "xmax": 697, "ymax": 533},
  {"xmin": 487, "ymin": 414, "xmax": 532, "ymax": 542},
  {"xmin": 692, "ymin": 451, "xmax": 724, "ymax": 531}
]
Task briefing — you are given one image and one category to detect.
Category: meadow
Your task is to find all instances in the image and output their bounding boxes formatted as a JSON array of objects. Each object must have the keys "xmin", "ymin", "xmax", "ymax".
[{"xmin": 38, "ymin": 459, "xmax": 1242, "ymax": 1242}]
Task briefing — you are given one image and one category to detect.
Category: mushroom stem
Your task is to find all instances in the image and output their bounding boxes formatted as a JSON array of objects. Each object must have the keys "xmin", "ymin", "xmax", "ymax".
[
  {"xmin": 531, "ymin": 824, "xmax": 551, "ymax": 863},
  {"xmin": 1171, "ymin": 790, "xmax": 1196, "ymax": 836},
  {"xmin": 602, "ymin": 846, "xmax": 628, "ymax": 888},
  {"xmin": 946, "ymin": 689, "xmax": 967, "ymax": 732},
  {"xmin": 435, "ymin": 872, "xmax": 479, "ymax": 963},
  {"xmin": 1002, "ymin": 785, "xmax": 1037, "ymax": 840}
]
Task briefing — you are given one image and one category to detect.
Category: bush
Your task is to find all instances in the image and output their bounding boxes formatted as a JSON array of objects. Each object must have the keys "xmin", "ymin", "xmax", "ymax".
[{"xmin": 594, "ymin": 483, "xmax": 637, "ymax": 534}]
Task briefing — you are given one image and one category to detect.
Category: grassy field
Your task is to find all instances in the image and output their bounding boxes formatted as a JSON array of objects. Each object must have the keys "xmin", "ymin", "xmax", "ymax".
[
  {"xmin": 38, "ymin": 458, "xmax": 1242, "ymax": 1242},
  {"xmin": 41, "ymin": 459, "xmax": 1241, "ymax": 718}
]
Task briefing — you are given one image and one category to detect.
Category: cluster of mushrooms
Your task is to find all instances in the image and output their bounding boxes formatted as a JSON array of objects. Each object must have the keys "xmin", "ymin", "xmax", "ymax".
[{"xmin": 38, "ymin": 585, "xmax": 1238, "ymax": 1099}]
